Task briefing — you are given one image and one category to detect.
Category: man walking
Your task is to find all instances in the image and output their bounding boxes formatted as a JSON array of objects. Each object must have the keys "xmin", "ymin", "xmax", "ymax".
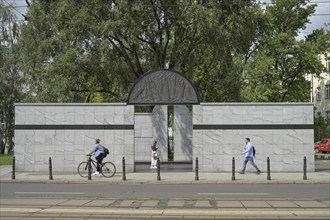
[{"xmin": 239, "ymin": 138, "xmax": 261, "ymax": 174}]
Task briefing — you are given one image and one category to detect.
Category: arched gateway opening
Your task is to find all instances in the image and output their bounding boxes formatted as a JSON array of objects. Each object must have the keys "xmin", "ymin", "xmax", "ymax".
[
  {"xmin": 127, "ymin": 69, "xmax": 199, "ymax": 105},
  {"xmin": 127, "ymin": 69, "xmax": 199, "ymax": 172}
]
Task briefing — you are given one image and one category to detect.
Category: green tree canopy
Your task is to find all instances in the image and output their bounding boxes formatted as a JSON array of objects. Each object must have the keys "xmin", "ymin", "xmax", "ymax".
[
  {"xmin": 241, "ymin": 0, "xmax": 330, "ymax": 102},
  {"xmin": 0, "ymin": 0, "xmax": 24, "ymax": 153},
  {"xmin": 17, "ymin": 0, "xmax": 262, "ymax": 102},
  {"xmin": 13, "ymin": 0, "xmax": 330, "ymax": 103}
]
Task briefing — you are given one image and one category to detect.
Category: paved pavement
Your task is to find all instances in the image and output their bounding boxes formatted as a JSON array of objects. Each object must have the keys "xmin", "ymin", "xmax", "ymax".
[{"xmin": 1, "ymin": 164, "xmax": 330, "ymax": 184}]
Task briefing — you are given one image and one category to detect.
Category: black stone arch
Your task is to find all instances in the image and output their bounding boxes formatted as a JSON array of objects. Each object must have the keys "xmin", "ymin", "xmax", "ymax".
[{"xmin": 127, "ymin": 69, "xmax": 199, "ymax": 105}]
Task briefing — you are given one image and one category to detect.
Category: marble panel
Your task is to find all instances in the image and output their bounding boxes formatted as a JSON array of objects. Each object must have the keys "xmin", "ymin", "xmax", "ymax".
[
  {"xmin": 114, "ymin": 134, "xmax": 125, "ymax": 145},
  {"xmin": 54, "ymin": 144, "xmax": 65, "ymax": 155},
  {"xmin": 114, "ymin": 114, "xmax": 124, "ymax": 124},
  {"xmin": 193, "ymin": 113, "xmax": 202, "ymax": 124},
  {"xmin": 104, "ymin": 114, "xmax": 115, "ymax": 124},
  {"xmin": 44, "ymin": 145, "xmax": 55, "ymax": 156},
  {"xmin": 174, "ymin": 105, "xmax": 193, "ymax": 161},
  {"xmin": 22, "ymin": 164, "xmax": 34, "ymax": 172},
  {"xmin": 84, "ymin": 112, "xmax": 95, "ymax": 124},
  {"xmin": 141, "ymin": 126, "xmax": 153, "ymax": 138},
  {"xmin": 124, "ymin": 114, "xmax": 134, "ymax": 124},
  {"xmin": 25, "ymin": 152, "xmax": 34, "ymax": 166},
  {"xmin": 15, "ymin": 109, "xmax": 25, "ymax": 124}
]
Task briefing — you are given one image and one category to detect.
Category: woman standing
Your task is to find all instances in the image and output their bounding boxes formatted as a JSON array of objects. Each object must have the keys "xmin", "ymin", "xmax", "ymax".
[{"xmin": 150, "ymin": 140, "xmax": 158, "ymax": 169}]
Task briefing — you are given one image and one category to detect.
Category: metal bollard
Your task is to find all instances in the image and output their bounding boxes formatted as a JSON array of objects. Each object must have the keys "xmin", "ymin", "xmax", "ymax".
[
  {"xmin": 88, "ymin": 157, "xmax": 92, "ymax": 180},
  {"xmin": 157, "ymin": 158, "xmax": 161, "ymax": 181},
  {"xmin": 122, "ymin": 157, "xmax": 126, "ymax": 181},
  {"xmin": 267, "ymin": 157, "xmax": 271, "ymax": 180},
  {"xmin": 49, "ymin": 157, "xmax": 53, "ymax": 180},
  {"xmin": 12, "ymin": 156, "xmax": 15, "ymax": 180},
  {"xmin": 195, "ymin": 157, "xmax": 199, "ymax": 181},
  {"xmin": 303, "ymin": 156, "xmax": 307, "ymax": 180},
  {"xmin": 232, "ymin": 157, "xmax": 235, "ymax": 181}
]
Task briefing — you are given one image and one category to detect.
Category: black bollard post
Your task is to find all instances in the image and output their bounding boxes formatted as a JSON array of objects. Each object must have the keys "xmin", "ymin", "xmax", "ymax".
[
  {"xmin": 267, "ymin": 157, "xmax": 271, "ymax": 180},
  {"xmin": 232, "ymin": 157, "xmax": 235, "ymax": 181},
  {"xmin": 49, "ymin": 157, "xmax": 53, "ymax": 180},
  {"xmin": 88, "ymin": 157, "xmax": 92, "ymax": 180},
  {"xmin": 12, "ymin": 156, "xmax": 15, "ymax": 180},
  {"xmin": 303, "ymin": 156, "xmax": 307, "ymax": 180},
  {"xmin": 122, "ymin": 157, "xmax": 126, "ymax": 181},
  {"xmin": 157, "ymin": 158, "xmax": 161, "ymax": 181},
  {"xmin": 195, "ymin": 157, "xmax": 199, "ymax": 181}
]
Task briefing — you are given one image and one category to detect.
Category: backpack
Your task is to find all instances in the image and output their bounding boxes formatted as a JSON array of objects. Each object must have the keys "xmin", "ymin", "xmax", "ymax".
[
  {"xmin": 103, "ymin": 147, "xmax": 110, "ymax": 157},
  {"xmin": 252, "ymin": 146, "xmax": 256, "ymax": 157}
]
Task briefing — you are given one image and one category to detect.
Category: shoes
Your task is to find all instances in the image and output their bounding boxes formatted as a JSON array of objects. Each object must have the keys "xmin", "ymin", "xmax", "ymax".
[
  {"xmin": 150, "ymin": 166, "xmax": 157, "ymax": 169},
  {"xmin": 239, "ymin": 171, "xmax": 245, "ymax": 174},
  {"xmin": 92, "ymin": 171, "xmax": 100, "ymax": 175},
  {"xmin": 257, "ymin": 170, "xmax": 261, "ymax": 175}
]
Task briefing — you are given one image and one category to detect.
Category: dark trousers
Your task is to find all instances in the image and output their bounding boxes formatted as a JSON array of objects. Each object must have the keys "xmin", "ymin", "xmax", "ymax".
[{"xmin": 96, "ymin": 153, "xmax": 105, "ymax": 172}]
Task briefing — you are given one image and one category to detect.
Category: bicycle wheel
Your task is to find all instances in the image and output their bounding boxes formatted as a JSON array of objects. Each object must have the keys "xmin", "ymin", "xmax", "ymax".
[
  {"xmin": 101, "ymin": 162, "xmax": 116, "ymax": 178},
  {"xmin": 77, "ymin": 161, "xmax": 94, "ymax": 178}
]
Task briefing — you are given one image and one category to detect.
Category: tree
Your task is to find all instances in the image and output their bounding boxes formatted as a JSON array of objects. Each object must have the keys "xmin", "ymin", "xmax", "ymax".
[
  {"xmin": 0, "ymin": 1, "xmax": 23, "ymax": 154},
  {"xmin": 314, "ymin": 115, "xmax": 329, "ymax": 141},
  {"xmin": 17, "ymin": 0, "xmax": 261, "ymax": 103},
  {"xmin": 241, "ymin": 0, "xmax": 330, "ymax": 102}
]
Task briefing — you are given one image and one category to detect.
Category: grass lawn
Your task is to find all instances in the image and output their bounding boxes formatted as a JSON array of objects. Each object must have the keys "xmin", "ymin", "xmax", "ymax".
[{"xmin": 0, "ymin": 154, "xmax": 13, "ymax": 166}]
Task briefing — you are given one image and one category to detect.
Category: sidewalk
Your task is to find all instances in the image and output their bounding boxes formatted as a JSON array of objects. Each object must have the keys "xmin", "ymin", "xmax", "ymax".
[{"xmin": 1, "ymin": 165, "xmax": 329, "ymax": 184}]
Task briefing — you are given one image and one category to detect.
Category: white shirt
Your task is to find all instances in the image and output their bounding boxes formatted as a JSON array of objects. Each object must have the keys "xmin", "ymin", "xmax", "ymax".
[{"xmin": 243, "ymin": 142, "xmax": 254, "ymax": 157}]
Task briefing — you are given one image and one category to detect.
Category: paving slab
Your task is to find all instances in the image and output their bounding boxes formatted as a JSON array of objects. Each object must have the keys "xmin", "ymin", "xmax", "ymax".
[
  {"xmin": 0, "ymin": 198, "xmax": 67, "ymax": 206},
  {"xmin": 216, "ymin": 201, "xmax": 243, "ymax": 208},
  {"xmin": 195, "ymin": 200, "xmax": 212, "ymax": 208},
  {"xmin": 57, "ymin": 199, "xmax": 91, "ymax": 206},
  {"xmin": 168, "ymin": 200, "xmax": 185, "ymax": 207},
  {"xmin": 83, "ymin": 199, "xmax": 115, "ymax": 207},
  {"xmin": 141, "ymin": 200, "xmax": 159, "ymax": 207},
  {"xmin": 118, "ymin": 199, "xmax": 135, "ymax": 207},
  {"xmin": 267, "ymin": 200, "xmax": 299, "ymax": 208},
  {"xmin": 292, "ymin": 200, "xmax": 330, "ymax": 208},
  {"xmin": 241, "ymin": 201, "xmax": 272, "ymax": 208}
]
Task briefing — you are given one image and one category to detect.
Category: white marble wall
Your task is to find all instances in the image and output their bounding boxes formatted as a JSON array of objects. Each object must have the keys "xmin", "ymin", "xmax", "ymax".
[
  {"xmin": 193, "ymin": 103, "xmax": 315, "ymax": 172},
  {"xmin": 15, "ymin": 104, "xmax": 135, "ymax": 173},
  {"xmin": 15, "ymin": 103, "xmax": 315, "ymax": 173},
  {"xmin": 134, "ymin": 105, "xmax": 168, "ymax": 162},
  {"xmin": 174, "ymin": 106, "xmax": 193, "ymax": 161}
]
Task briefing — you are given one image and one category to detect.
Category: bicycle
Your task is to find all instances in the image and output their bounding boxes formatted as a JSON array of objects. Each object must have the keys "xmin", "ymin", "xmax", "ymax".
[{"xmin": 77, "ymin": 155, "xmax": 116, "ymax": 178}]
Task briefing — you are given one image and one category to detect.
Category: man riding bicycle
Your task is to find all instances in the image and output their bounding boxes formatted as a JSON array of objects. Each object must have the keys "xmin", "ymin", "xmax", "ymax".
[{"xmin": 86, "ymin": 138, "xmax": 105, "ymax": 175}]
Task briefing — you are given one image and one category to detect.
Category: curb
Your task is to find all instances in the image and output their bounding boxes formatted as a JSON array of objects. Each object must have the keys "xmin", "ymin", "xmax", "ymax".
[
  {"xmin": 1, "ymin": 206, "xmax": 330, "ymax": 218},
  {"xmin": 315, "ymin": 154, "xmax": 330, "ymax": 160}
]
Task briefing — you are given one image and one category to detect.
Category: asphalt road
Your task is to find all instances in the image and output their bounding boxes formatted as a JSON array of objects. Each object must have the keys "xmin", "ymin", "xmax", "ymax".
[{"xmin": 1, "ymin": 182, "xmax": 329, "ymax": 199}]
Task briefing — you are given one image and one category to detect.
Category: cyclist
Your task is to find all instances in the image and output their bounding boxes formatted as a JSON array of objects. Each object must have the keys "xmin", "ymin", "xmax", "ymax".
[{"xmin": 86, "ymin": 138, "xmax": 105, "ymax": 175}]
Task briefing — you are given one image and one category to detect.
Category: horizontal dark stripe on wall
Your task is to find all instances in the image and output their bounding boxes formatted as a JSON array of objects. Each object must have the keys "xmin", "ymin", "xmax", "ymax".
[
  {"xmin": 15, "ymin": 124, "xmax": 134, "ymax": 130},
  {"xmin": 193, "ymin": 124, "xmax": 314, "ymax": 130}
]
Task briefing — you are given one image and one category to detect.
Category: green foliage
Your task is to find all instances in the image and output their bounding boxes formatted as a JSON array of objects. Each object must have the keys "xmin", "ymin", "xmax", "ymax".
[
  {"xmin": 16, "ymin": 0, "xmax": 263, "ymax": 103},
  {"xmin": 314, "ymin": 116, "xmax": 330, "ymax": 141},
  {"xmin": 0, "ymin": 1, "xmax": 24, "ymax": 154},
  {"xmin": 15, "ymin": 0, "xmax": 328, "ymax": 104},
  {"xmin": 241, "ymin": 0, "xmax": 329, "ymax": 102},
  {"xmin": 0, "ymin": 154, "xmax": 13, "ymax": 166}
]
